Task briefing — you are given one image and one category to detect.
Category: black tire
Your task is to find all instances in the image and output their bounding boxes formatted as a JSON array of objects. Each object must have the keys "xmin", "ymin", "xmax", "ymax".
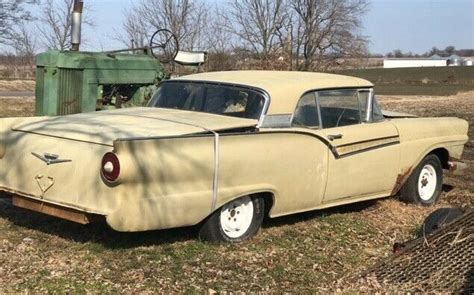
[
  {"xmin": 399, "ymin": 154, "xmax": 443, "ymax": 205},
  {"xmin": 420, "ymin": 207, "xmax": 465, "ymax": 236},
  {"xmin": 199, "ymin": 196, "xmax": 265, "ymax": 243}
]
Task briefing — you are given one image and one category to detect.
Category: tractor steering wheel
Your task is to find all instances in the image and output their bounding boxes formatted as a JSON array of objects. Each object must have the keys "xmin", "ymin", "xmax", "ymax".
[{"xmin": 149, "ymin": 29, "xmax": 179, "ymax": 63}]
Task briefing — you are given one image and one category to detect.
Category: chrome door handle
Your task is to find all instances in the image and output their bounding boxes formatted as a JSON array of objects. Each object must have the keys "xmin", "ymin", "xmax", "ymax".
[{"xmin": 328, "ymin": 134, "xmax": 343, "ymax": 141}]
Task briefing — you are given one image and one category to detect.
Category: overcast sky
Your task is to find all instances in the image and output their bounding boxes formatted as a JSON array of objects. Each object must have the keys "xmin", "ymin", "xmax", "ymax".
[{"xmin": 74, "ymin": 0, "xmax": 473, "ymax": 54}]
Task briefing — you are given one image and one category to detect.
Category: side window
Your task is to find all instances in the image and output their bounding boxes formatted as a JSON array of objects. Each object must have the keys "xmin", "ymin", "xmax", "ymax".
[
  {"xmin": 319, "ymin": 89, "xmax": 361, "ymax": 128},
  {"xmin": 292, "ymin": 92, "xmax": 320, "ymax": 128}
]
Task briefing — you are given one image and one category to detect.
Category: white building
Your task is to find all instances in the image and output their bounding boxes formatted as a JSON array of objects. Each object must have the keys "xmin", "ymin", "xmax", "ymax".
[{"xmin": 383, "ymin": 57, "xmax": 447, "ymax": 68}]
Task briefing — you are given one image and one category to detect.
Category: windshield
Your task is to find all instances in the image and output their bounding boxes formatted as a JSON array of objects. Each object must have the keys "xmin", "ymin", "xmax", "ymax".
[{"xmin": 148, "ymin": 81, "xmax": 266, "ymax": 120}]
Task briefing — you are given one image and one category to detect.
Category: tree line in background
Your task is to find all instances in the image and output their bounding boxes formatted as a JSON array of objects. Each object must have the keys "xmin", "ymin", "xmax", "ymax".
[
  {"xmin": 381, "ymin": 46, "xmax": 474, "ymax": 59},
  {"xmin": 0, "ymin": 0, "xmax": 370, "ymax": 75},
  {"xmin": 117, "ymin": 0, "xmax": 371, "ymax": 71},
  {"xmin": 0, "ymin": 0, "xmax": 472, "ymax": 78}
]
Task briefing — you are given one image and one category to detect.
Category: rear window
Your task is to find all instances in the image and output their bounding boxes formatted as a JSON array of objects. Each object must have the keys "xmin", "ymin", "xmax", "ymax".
[{"xmin": 148, "ymin": 81, "xmax": 266, "ymax": 120}]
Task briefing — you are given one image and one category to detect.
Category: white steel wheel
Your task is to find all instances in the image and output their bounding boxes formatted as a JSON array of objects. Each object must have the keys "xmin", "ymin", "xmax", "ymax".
[
  {"xmin": 219, "ymin": 196, "xmax": 254, "ymax": 238},
  {"xmin": 418, "ymin": 164, "xmax": 437, "ymax": 201},
  {"xmin": 199, "ymin": 196, "xmax": 265, "ymax": 242},
  {"xmin": 399, "ymin": 154, "xmax": 443, "ymax": 206}
]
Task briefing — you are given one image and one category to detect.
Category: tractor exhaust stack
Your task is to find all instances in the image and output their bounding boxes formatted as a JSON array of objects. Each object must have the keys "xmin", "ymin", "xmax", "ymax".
[{"xmin": 71, "ymin": 0, "xmax": 83, "ymax": 51}]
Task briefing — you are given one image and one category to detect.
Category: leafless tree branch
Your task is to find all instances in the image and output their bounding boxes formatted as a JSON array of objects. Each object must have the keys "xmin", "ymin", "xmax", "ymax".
[
  {"xmin": 0, "ymin": 0, "xmax": 39, "ymax": 49},
  {"xmin": 224, "ymin": 0, "xmax": 288, "ymax": 60},
  {"xmin": 291, "ymin": 0, "xmax": 369, "ymax": 70},
  {"xmin": 121, "ymin": 0, "xmax": 207, "ymax": 51},
  {"xmin": 37, "ymin": 0, "xmax": 94, "ymax": 51}
]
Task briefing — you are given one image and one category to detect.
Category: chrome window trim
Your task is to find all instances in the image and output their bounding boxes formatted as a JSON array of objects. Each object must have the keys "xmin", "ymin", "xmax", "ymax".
[
  {"xmin": 314, "ymin": 91, "xmax": 323, "ymax": 128},
  {"xmin": 257, "ymin": 91, "xmax": 271, "ymax": 128},
  {"xmin": 356, "ymin": 88, "xmax": 374, "ymax": 123},
  {"xmin": 367, "ymin": 88, "xmax": 374, "ymax": 122}
]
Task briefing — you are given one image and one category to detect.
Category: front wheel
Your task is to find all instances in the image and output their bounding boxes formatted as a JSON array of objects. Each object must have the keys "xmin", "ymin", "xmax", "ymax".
[
  {"xmin": 399, "ymin": 154, "xmax": 443, "ymax": 205},
  {"xmin": 199, "ymin": 196, "xmax": 265, "ymax": 242}
]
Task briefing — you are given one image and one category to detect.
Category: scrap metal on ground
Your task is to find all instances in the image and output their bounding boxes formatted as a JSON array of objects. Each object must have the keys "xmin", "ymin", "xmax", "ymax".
[{"xmin": 360, "ymin": 209, "xmax": 473, "ymax": 292}]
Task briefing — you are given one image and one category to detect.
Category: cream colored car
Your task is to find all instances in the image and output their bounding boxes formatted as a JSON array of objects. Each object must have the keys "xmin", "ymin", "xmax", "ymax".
[{"xmin": 0, "ymin": 71, "xmax": 469, "ymax": 242}]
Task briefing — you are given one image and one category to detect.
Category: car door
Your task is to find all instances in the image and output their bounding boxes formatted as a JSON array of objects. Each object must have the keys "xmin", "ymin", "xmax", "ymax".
[{"xmin": 316, "ymin": 88, "xmax": 401, "ymax": 203}]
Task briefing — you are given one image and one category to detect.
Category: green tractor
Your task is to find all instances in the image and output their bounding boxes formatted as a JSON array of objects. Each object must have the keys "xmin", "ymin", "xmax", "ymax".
[{"xmin": 35, "ymin": 26, "xmax": 206, "ymax": 116}]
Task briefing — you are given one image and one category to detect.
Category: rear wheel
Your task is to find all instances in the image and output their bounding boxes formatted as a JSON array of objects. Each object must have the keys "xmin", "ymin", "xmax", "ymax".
[
  {"xmin": 199, "ymin": 196, "xmax": 264, "ymax": 242},
  {"xmin": 399, "ymin": 154, "xmax": 443, "ymax": 205}
]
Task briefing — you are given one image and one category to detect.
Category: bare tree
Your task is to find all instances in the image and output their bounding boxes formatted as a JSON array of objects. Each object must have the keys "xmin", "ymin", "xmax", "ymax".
[
  {"xmin": 0, "ymin": 0, "xmax": 39, "ymax": 48},
  {"xmin": 291, "ymin": 0, "xmax": 369, "ymax": 70},
  {"xmin": 204, "ymin": 7, "xmax": 233, "ymax": 54},
  {"xmin": 118, "ymin": 6, "xmax": 149, "ymax": 49},
  {"xmin": 202, "ymin": 7, "xmax": 237, "ymax": 71},
  {"xmin": 125, "ymin": 0, "xmax": 207, "ymax": 51},
  {"xmin": 224, "ymin": 0, "xmax": 288, "ymax": 60},
  {"xmin": 4, "ymin": 21, "xmax": 38, "ymax": 57},
  {"xmin": 38, "ymin": 0, "xmax": 94, "ymax": 50}
]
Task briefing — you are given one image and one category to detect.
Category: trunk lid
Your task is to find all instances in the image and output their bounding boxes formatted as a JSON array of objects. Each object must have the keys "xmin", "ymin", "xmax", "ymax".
[{"xmin": 12, "ymin": 107, "xmax": 257, "ymax": 145}]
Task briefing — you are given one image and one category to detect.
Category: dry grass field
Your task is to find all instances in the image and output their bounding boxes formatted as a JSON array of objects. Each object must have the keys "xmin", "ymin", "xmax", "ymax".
[
  {"xmin": 340, "ymin": 66, "xmax": 474, "ymax": 96},
  {"xmin": 0, "ymin": 80, "xmax": 35, "ymax": 92},
  {"xmin": 0, "ymin": 88, "xmax": 472, "ymax": 292}
]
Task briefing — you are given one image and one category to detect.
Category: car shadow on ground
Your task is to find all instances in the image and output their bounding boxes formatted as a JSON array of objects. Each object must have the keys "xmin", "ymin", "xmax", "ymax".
[
  {"xmin": 262, "ymin": 199, "xmax": 379, "ymax": 229},
  {"xmin": 0, "ymin": 192, "xmax": 382, "ymax": 249},
  {"xmin": 442, "ymin": 184, "xmax": 454, "ymax": 193}
]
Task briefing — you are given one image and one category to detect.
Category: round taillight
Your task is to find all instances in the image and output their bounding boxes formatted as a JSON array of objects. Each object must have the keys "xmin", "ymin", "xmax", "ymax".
[{"xmin": 101, "ymin": 152, "xmax": 120, "ymax": 183}]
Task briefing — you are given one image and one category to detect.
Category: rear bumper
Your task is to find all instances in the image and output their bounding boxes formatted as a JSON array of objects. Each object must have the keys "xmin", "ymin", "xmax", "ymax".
[
  {"xmin": 0, "ymin": 189, "xmax": 105, "ymax": 224},
  {"xmin": 12, "ymin": 195, "xmax": 103, "ymax": 224}
]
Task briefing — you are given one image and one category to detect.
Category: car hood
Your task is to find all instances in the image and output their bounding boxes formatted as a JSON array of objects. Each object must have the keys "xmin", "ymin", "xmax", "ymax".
[{"xmin": 12, "ymin": 107, "xmax": 258, "ymax": 145}]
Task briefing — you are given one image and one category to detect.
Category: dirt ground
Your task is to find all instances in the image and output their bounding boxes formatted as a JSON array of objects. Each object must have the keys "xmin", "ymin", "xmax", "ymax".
[{"xmin": 0, "ymin": 91, "xmax": 472, "ymax": 293}]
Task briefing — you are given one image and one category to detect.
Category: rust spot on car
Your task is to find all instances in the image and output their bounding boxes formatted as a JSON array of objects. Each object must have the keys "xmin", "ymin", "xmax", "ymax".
[{"xmin": 391, "ymin": 167, "xmax": 413, "ymax": 196}]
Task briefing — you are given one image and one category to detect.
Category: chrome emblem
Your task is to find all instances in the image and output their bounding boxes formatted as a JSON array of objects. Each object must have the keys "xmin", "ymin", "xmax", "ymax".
[{"xmin": 32, "ymin": 152, "xmax": 72, "ymax": 165}]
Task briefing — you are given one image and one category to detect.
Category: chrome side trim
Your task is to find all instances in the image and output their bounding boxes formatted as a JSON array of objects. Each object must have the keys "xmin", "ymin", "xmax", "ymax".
[
  {"xmin": 257, "ymin": 91, "xmax": 271, "ymax": 128},
  {"xmin": 335, "ymin": 138, "xmax": 400, "ymax": 158}
]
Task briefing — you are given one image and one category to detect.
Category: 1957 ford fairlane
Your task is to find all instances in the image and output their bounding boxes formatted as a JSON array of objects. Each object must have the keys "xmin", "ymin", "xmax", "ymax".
[{"xmin": 0, "ymin": 71, "xmax": 469, "ymax": 242}]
